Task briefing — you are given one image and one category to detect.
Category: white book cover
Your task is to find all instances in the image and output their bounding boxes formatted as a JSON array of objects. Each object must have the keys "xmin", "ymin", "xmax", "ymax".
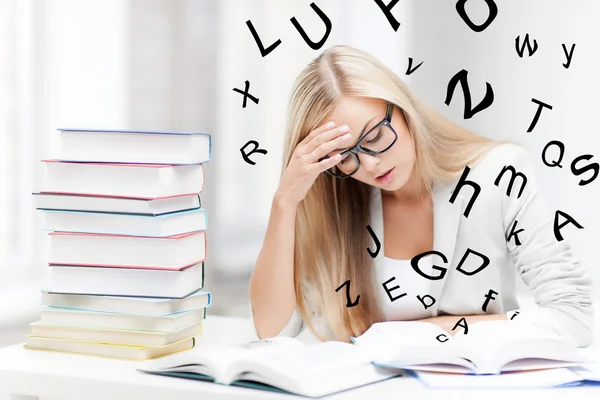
[
  {"xmin": 58, "ymin": 128, "xmax": 211, "ymax": 165},
  {"xmin": 43, "ymin": 262, "xmax": 205, "ymax": 298},
  {"xmin": 48, "ymin": 230, "xmax": 206, "ymax": 270},
  {"xmin": 43, "ymin": 208, "xmax": 207, "ymax": 237},
  {"xmin": 40, "ymin": 160, "xmax": 205, "ymax": 198},
  {"xmin": 33, "ymin": 192, "xmax": 201, "ymax": 215}
]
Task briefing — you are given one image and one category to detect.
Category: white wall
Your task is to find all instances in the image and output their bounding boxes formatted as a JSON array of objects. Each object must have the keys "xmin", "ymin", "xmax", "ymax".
[{"xmin": 0, "ymin": 0, "xmax": 132, "ymax": 345}]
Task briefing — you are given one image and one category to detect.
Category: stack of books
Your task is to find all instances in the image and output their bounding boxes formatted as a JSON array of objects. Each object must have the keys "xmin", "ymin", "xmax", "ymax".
[{"xmin": 26, "ymin": 128, "xmax": 213, "ymax": 361}]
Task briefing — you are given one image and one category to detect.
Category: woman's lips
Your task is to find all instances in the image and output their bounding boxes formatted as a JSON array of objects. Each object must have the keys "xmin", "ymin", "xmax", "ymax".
[{"xmin": 375, "ymin": 167, "xmax": 395, "ymax": 184}]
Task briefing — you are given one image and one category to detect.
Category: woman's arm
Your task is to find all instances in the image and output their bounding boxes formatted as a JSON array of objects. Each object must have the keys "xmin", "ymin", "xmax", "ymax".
[
  {"xmin": 498, "ymin": 145, "xmax": 594, "ymax": 347},
  {"xmin": 248, "ymin": 193, "xmax": 305, "ymax": 339},
  {"xmin": 416, "ymin": 314, "xmax": 507, "ymax": 334}
]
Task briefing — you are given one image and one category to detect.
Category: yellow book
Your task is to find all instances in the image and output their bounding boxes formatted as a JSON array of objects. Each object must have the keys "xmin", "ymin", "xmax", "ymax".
[
  {"xmin": 28, "ymin": 320, "xmax": 202, "ymax": 347},
  {"xmin": 37, "ymin": 306, "xmax": 206, "ymax": 331},
  {"xmin": 24, "ymin": 335, "xmax": 195, "ymax": 361}
]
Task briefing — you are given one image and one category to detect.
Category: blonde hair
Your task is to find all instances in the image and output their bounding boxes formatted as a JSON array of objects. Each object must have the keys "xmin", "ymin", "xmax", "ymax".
[{"xmin": 281, "ymin": 45, "xmax": 515, "ymax": 342}]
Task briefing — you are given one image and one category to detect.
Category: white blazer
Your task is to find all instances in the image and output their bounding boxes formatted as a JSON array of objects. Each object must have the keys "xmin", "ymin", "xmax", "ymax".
[{"xmin": 250, "ymin": 143, "xmax": 595, "ymax": 347}]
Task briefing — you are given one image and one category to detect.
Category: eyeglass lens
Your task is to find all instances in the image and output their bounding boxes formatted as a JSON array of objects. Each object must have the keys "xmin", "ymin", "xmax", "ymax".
[{"xmin": 328, "ymin": 124, "xmax": 396, "ymax": 177}]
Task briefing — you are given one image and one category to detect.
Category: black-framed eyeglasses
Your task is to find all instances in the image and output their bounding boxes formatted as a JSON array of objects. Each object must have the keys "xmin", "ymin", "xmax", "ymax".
[{"xmin": 319, "ymin": 101, "xmax": 398, "ymax": 179}]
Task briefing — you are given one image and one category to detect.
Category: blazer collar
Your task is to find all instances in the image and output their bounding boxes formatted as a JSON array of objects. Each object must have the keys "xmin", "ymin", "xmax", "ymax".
[{"xmin": 369, "ymin": 181, "xmax": 464, "ymax": 316}]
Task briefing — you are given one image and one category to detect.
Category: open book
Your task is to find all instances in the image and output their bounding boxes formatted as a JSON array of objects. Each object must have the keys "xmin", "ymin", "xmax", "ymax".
[
  {"xmin": 137, "ymin": 320, "xmax": 593, "ymax": 396},
  {"xmin": 408, "ymin": 365, "xmax": 600, "ymax": 389},
  {"xmin": 137, "ymin": 336, "xmax": 400, "ymax": 397},
  {"xmin": 351, "ymin": 320, "xmax": 593, "ymax": 375}
]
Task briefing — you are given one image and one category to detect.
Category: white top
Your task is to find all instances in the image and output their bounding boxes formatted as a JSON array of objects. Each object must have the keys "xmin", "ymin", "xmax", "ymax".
[
  {"xmin": 377, "ymin": 256, "xmax": 435, "ymax": 321},
  {"xmin": 248, "ymin": 256, "xmax": 437, "ymax": 340}
]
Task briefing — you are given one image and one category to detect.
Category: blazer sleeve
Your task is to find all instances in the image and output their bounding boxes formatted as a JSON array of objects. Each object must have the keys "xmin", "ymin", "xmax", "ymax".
[
  {"xmin": 248, "ymin": 302, "xmax": 306, "ymax": 339},
  {"xmin": 500, "ymin": 145, "xmax": 595, "ymax": 347}
]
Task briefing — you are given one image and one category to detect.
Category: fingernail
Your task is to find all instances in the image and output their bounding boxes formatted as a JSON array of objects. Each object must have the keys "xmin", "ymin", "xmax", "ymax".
[
  {"xmin": 326, "ymin": 121, "xmax": 335, "ymax": 128},
  {"xmin": 339, "ymin": 125, "xmax": 349, "ymax": 132},
  {"xmin": 341, "ymin": 133, "xmax": 351, "ymax": 140}
]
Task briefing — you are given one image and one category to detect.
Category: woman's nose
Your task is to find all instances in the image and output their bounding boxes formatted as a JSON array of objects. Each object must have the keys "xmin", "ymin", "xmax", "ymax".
[{"xmin": 358, "ymin": 153, "xmax": 380, "ymax": 175}]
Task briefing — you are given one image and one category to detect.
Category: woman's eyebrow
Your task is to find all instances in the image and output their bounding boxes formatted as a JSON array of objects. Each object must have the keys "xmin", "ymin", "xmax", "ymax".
[{"xmin": 332, "ymin": 116, "xmax": 376, "ymax": 152}]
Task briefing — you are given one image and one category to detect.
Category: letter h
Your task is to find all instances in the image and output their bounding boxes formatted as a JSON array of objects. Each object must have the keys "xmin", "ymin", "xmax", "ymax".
[{"xmin": 450, "ymin": 166, "xmax": 480, "ymax": 218}]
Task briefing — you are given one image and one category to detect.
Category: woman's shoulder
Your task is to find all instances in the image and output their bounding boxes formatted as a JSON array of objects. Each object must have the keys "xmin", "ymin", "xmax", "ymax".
[
  {"xmin": 477, "ymin": 142, "xmax": 530, "ymax": 168},
  {"xmin": 431, "ymin": 142, "xmax": 536, "ymax": 207},
  {"xmin": 468, "ymin": 142, "xmax": 533, "ymax": 182}
]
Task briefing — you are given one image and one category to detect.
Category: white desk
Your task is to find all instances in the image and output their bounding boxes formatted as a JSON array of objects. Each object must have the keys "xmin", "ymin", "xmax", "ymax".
[{"xmin": 1, "ymin": 315, "xmax": 599, "ymax": 400}]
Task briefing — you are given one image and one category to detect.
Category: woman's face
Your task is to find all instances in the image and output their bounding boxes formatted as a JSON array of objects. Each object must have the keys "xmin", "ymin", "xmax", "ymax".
[{"xmin": 324, "ymin": 97, "xmax": 416, "ymax": 193}]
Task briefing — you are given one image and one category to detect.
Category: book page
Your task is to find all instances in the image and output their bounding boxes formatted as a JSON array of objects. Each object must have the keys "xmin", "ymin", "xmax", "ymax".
[
  {"xmin": 236, "ymin": 359, "xmax": 399, "ymax": 398},
  {"xmin": 451, "ymin": 320, "xmax": 581, "ymax": 372},
  {"xmin": 351, "ymin": 321, "xmax": 472, "ymax": 368},
  {"xmin": 452, "ymin": 320, "xmax": 531, "ymax": 356},
  {"xmin": 138, "ymin": 336, "xmax": 305, "ymax": 381},
  {"xmin": 351, "ymin": 321, "xmax": 452, "ymax": 358},
  {"xmin": 413, "ymin": 367, "xmax": 582, "ymax": 389},
  {"xmin": 224, "ymin": 340, "xmax": 373, "ymax": 388},
  {"xmin": 571, "ymin": 362, "xmax": 600, "ymax": 382},
  {"xmin": 206, "ymin": 336, "xmax": 307, "ymax": 382}
]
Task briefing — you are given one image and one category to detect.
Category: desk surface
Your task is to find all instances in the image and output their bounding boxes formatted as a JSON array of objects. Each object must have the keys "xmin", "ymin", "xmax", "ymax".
[{"xmin": 1, "ymin": 315, "xmax": 599, "ymax": 400}]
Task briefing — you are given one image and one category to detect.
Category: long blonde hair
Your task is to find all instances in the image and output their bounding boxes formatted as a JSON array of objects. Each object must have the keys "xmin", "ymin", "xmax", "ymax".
[{"xmin": 282, "ymin": 45, "xmax": 515, "ymax": 342}]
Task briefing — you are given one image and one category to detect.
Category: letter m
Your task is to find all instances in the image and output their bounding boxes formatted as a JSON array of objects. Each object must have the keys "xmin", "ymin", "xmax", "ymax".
[{"xmin": 494, "ymin": 165, "xmax": 527, "ymax": 199}]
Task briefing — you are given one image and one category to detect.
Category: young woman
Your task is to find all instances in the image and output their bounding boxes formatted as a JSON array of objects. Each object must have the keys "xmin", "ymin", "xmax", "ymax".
[{"xmin": 248, "ymin": 45, "xmax": 594, "ymax": 347}]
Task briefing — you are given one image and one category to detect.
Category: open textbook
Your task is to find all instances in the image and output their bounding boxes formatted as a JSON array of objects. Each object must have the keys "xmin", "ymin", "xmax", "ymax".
[
  {"xmin": 138, "ymin": 336, "xmax": 400, "ymax": 397},
  {"xmin": 138, "ymin": 320, "xmax": 594, "ymax": 397},
  {"xmin": 409, "ymin": 364, "xmax": 600, "ymax": 389},
  {"xmin": 352, "ymin": 320, "xmax": 593, "ymax": 375}
]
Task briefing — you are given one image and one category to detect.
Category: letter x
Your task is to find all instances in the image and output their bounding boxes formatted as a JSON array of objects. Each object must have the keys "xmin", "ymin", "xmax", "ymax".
[{"xmin": 232, "ymin": 80, "xmax": 259, "ymax": 108}]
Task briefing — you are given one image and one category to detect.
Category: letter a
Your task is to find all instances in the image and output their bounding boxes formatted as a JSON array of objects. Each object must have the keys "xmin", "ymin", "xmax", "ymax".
[{"xmin": 452, "ymin": 317, "xmax": 469, "ymax": 334}]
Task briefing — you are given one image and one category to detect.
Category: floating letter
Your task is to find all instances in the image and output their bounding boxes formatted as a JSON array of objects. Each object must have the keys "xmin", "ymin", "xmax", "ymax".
[
  {"xmin": 335, "ymin": 280, "xmax": 360, "ymax": 308},
  {"xmin": 240, "ymin": 140, "xmax": 268, "ymax": 165},
  {"xmin": 445, "ymin": 69, "xmax": 494, "ymax": 119}
]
